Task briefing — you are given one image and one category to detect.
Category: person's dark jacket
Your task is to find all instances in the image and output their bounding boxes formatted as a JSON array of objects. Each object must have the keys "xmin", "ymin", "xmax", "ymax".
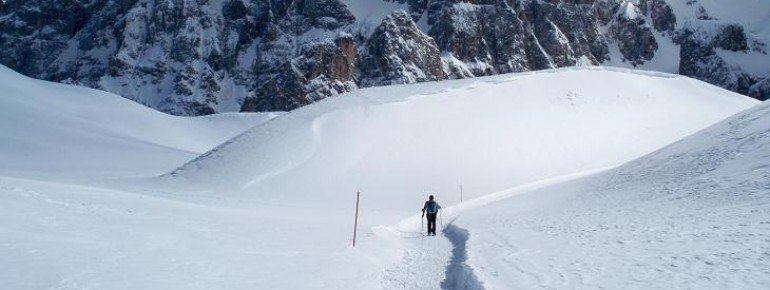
[{"xmin": 422, "ymin": 200, "xmax": 441, "ymax": 214}]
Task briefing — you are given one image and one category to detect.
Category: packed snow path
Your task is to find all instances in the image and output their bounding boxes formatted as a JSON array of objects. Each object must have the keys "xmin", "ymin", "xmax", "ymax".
[
  {"xmin": 385, "ymin": 167, "xmax": 615, "ymax": 290},
  {"xmin": 440, "ymin": 224, "xmax": 484, "ymax": 290},
  {"xmin": 379, "ymin": 222, "xmax": 484, "ymax": 290}
]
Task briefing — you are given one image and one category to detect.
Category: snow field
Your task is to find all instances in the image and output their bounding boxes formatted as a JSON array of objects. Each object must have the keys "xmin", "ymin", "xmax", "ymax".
[
  {"xmin": 0, "ymin": 64, "xmax": 762, "ymax": 289},
  {"xmin": 162, "ymin": 67, "xmax": 755, "ymax": 215},
  {"xmin": 148, "ymin": 67, "xmax": 755, "ymax": 288}
]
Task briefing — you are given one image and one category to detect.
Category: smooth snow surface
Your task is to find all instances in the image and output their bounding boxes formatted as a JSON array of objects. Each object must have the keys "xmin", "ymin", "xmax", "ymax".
[
  {"xmin": 163, "ymin": 67, "xmax": 754, "ymax": 212},
  {"xmin": 0, "ymin": 65, "xmax": 278, "ymax": 180},
  {"xmin": 1, "ymin": 65, "xmax": 763, "ymax": 289},
  {"xmin": 442, "ymin": 100, "xmax": 770, "ymax": 289}
]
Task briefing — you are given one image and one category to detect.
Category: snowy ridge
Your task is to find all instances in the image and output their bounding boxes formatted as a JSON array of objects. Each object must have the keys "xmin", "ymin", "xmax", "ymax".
[{"xmin": 161, "ymin": 66, "xmax": 752, "ymax": 202}]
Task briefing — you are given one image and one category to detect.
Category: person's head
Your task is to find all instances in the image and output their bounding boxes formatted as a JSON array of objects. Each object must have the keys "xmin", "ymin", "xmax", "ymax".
[{"xmin": 429, "ymin": 195, "xmax": 434, "ymax": 200}]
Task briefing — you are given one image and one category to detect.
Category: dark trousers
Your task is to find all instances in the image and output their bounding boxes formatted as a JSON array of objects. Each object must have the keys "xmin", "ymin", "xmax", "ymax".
[{"xmin": 426, "ymin": 212, "xmax": 437, "ymax": 234}]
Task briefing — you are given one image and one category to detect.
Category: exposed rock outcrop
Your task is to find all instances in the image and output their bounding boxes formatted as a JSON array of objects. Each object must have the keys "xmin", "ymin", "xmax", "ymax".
[
  {"xmin": 0, "ymin": 0, "xmax": 767, "ymax": 115},
  {"xmin": 679, "ymin": 38, "xmax": 753, "ymax": 95},
  {"xmin": 642, "ymin": 0, "xmax": 677, "ymax": 33},
  {"xmin": 358, "ymin": 10, "xmax": 444, "ymax": 86},
  {"xmin": 608, "ymin": 2, "xmax": 659, "ymax": 66},
  {"xmin": 0, "ymin": 0, "xmax": 359, "ymax": 115},
  {"xmin": 749, "ymin": 78, "xmax": 770, "ymax": 101},
  {"xmin": 712, "ymin": 24, "xmax": 748, "ymax": 52},
  {"xmin": 242, "ymin": 35, "xmax": 357, "ymax": 112}
]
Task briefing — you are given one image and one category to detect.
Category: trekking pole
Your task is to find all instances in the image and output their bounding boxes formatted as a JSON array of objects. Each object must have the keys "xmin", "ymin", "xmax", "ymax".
[{"xmin": 421, "ymin": 215, "xmax": 424, "ymax": 235}]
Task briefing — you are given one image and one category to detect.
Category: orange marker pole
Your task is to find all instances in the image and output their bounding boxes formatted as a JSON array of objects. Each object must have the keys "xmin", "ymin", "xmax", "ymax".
[{"xmin": 352, "ymin": 191, "xmax": 361, "ymax": 247}]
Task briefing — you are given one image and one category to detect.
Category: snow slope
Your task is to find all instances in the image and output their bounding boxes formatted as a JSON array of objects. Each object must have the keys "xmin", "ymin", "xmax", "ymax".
[
  {"xmin": 0, "ymin": 66, "xmax": 761, "ymax": 289},
  {"xmin": 160, "ymin": 67, "xmax": 755, "ymax": 215},
  {"xmin": 0, "ymin": 65, "xmax": 278, "ymax": 180},
  {"xmin": 434, "ymin": 101, "xmax": 770, "ymax": 289}
]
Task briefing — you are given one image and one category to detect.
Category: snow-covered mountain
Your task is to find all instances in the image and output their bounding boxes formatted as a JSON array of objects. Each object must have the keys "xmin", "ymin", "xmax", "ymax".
[
  {"xmin": 1, "ymin": 0, "xmax": 768, "ymax": 115},
  {"xmin": 0, "ymin": 63, "xmax": 764, "ymax": 288}
]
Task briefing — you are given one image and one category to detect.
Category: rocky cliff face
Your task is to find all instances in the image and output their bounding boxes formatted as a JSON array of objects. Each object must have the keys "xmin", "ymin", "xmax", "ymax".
[
  {"xmin": 1, "ymin": 0, "xmax": 768, "ymax": 115},
  {"xmin": 358, "ymin": 10, "xmax": 445, "ymax": 86},
  {"xmin": 0, "ymin": 0, "xmax": 361, "ymax": 115}
]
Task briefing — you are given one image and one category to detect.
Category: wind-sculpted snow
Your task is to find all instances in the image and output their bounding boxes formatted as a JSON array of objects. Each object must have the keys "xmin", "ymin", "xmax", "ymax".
[
  {"xmin": 0, "ymin": 65, "xmax": 277, "ymax": 180},
  {"xmin": 162, "ymin": 67, "xmax": 755, "ymax": 213},
  {"xmin": 447, "ymin": 102, "xmax": 770, "ymax": 288}
]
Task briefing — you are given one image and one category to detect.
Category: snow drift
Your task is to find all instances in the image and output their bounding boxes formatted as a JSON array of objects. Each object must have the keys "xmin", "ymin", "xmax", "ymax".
[
  {"xmin": 445, "ymin": 101, "xmax": 770, "ymax": 288},
  {"xmin": 0, "ymin": 65, "xmax": 277, "ymax": 179}
]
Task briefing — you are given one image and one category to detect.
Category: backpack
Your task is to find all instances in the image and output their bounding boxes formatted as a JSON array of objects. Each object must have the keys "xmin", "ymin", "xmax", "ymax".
[{"xmin": 426, "ymin": 201, "xmax": 438, "ymax": 214}]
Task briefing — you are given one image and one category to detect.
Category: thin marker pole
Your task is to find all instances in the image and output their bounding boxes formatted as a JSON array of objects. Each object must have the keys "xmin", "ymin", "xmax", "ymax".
[
  {"xmin": 459, "ymin": 183, "xmax": 463, "ymax": 203},
  {"xmin": 440, "ymin": 210, "xmax": 444, "ymax": 230},
  {"xmin": 352, "ymin": 191, "xmax": 361, "ymax": 247}
]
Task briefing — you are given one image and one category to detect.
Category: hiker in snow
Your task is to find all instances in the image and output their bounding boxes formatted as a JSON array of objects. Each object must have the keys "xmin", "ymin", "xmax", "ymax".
[{"xmin": 422, "ymin": 195, "xmax": 442, "ymax": 236}]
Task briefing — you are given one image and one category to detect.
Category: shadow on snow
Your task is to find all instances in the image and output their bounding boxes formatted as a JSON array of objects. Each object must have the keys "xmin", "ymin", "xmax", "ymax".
[{"xmin": 441, "ymin": 223, "xmax": 484, "ymax": 290}]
